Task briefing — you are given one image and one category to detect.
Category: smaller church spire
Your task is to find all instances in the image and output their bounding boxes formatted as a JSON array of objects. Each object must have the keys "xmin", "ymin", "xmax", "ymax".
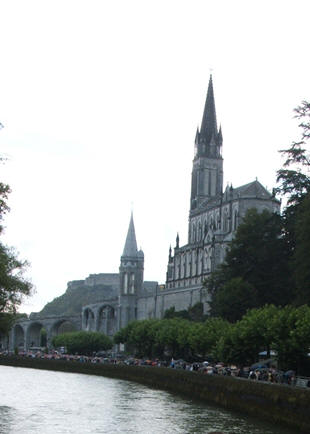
[
  {"xmin": 122, "ymin": 213, "xmax": 138, "ymax": 257},
  {"xmin": 176, "ymin": 233, "xmax": 179, "ymax": 249},
  {"xmin": 218, "ymin": 125, "xmax": 223, "ymax": 145}
]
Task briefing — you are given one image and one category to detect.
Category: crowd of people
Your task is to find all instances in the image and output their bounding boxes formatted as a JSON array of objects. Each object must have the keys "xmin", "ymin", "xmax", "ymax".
[{"xmin": 1, "ymin": 348, "xmax": 308, "ymax": 388}]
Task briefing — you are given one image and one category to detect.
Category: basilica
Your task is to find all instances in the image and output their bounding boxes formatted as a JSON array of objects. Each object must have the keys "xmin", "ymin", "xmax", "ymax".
[
  {"xmin": 58, "ymin": 75, "xmax": 280, "ymax": 325},
  {"xmin": 8, "ymin": 76, "xmax": 280, "ymax": 350}
]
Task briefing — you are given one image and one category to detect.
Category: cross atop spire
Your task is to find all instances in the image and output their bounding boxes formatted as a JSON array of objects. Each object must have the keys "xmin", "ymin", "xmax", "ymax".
[{"xmin": 122, "ymin": 212, "xmax": 138, "ymax": 257}]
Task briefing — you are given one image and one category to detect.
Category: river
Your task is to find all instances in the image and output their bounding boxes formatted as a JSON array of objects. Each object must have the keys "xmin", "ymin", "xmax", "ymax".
[{"xmin": 0, "ymin": 365, "xmax": 296, "ymax": 433}]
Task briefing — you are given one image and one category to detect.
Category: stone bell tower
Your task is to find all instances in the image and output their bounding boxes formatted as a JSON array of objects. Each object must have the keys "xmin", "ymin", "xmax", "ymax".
[{"xmin": 118, "ymin": 213, "xmax": 144, "ymax": 328}]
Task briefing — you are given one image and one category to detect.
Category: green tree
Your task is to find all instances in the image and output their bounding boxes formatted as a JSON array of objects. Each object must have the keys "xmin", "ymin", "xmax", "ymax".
[
  {"xmin": 275, "ymin": 101, "xmax": 310, "ymax": 303},
  {"xmin": 163, "ymin": 306, "xmax": 189, "ymax": 320},
  {"xmin": 0, "ymin": 181, "xmax": 32, "ymax": 334},
  {"xmin": 189, "ymin": 317, "xmax": 231, "ymax": 360},
  {"xmin": 293, "ymin": 193, "xmax": 310, "ymax": 303},
  {"xmin": 52, "ymin": 331, "xmax": 112, "ymax": 355},
  {"xmin": 217, "ymin": 305, "xmax": 279, "ymax": 366},
  {"xmin": 207, "ymin": 209, "xmax": 292, "ymax": 321},
  {"xmin": 163, "ymin": 302, "xmax": 206, "ymax": 322},
  {"xmin": 154, "ymin": 318, "xmax": 191, "ymax": 359},
  {"xmin": 276, "ymin": 101, "xmax": 310, "ymax": 205},
  {"xmin": 210, "ymin": 278, "xmax": 258, "ymax": 322},
  {"xmin": 271, "ymin": 305, "xmax": 310, "ymax": 373}
]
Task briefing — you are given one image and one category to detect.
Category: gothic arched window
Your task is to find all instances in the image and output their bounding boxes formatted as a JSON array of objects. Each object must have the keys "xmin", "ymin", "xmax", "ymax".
[
  {"xmin": 124, "ymin": 273, "xmax": 128, "ymax": 294},
  {"xmin": 233, "ymin": 209, "xmax": 238, "ymax": 230}
]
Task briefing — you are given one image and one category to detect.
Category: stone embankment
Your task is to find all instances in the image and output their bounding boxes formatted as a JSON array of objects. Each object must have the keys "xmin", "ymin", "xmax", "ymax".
[{"xmin": 1, "ymin": 356, "xmax": 309, "ymax": 433}]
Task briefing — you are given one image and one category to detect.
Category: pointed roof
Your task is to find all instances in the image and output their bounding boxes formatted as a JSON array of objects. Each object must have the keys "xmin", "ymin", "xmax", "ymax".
[
  {"xmin": 224, "ymin": 180, "xmax": 279, "ymax": 202},
  {"xmin": 122, "ymin": 213, "xmax": 138, "ymax": 257},
  {"xmin": 200, "ymin": 75, "xmax": 218, "ymax": 144}
]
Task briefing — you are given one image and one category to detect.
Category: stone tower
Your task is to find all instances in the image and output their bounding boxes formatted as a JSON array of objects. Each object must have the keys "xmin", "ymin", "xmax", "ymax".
[
  {"xmin": 190, "ymin": 75, "xmax": 223, "ymax": 212},
  {"xmin": 119, "ymin": 213, "xmax": 144, "ymax": 328}
]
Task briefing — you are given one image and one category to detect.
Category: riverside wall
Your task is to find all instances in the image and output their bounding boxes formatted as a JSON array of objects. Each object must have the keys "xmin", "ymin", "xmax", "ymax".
[{"xmin": 1, "ymin": 356, "xmax": 309, "ymax": 433}]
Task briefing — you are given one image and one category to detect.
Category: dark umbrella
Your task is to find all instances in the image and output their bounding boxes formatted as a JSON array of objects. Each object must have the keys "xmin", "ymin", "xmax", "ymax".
[{"xmin": 250, "ymin": 362, "xmax": 267, "ymax": 369}]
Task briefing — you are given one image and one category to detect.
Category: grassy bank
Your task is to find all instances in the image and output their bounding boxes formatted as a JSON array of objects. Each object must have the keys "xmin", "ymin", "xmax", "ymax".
[{"xmin": 1, "ymin": 356, "xmax": 309, "ymax": 432}]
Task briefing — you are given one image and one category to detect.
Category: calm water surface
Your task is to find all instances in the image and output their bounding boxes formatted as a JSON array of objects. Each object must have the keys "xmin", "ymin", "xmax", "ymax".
[{"xmin": 0, "ymin": 365, "xmax": 296, "ymax": 433}]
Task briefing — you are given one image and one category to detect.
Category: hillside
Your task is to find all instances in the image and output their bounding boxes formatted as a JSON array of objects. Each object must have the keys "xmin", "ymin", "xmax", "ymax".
[{"xmin": 35, "ymin": 284, "xmax": 116, "ymax": 317}]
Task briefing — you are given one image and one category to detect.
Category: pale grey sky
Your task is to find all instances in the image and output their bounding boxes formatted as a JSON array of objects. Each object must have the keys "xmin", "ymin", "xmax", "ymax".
[{"xmin": 0, "ymin": 0, "xmax": 309, "ymax": 313}]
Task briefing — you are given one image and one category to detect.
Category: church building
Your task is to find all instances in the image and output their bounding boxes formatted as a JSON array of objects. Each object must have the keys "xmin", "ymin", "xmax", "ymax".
[
  {"xmin": 7, "ymin": 75, "xmax": 282, "ymax": 351},
  {"xmin": 165, "ymin": 75, "xmax": 280, "ymax": 310}
]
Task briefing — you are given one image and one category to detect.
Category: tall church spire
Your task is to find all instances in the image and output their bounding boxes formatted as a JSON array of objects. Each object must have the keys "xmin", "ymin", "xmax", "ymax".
[
  {"xmin": 190, "ymin": 75, "xmax": 223, "ymax": 211},
  {"xmin": 194, "ymin": 75, "xmax": 222, "ymax": 159},
  {"xmin": 200, "ymin": 74, "xmax": 218, "ymax": 145},
  {"xmin": 122, "ymin": 213, "xmax": 138, "ymax": 257}
]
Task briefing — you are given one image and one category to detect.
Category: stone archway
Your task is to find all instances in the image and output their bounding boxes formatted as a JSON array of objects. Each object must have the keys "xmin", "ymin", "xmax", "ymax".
[
  {"xmin": 98, "ymin": 305, "xmax": 116, "ymax": 336},
  {"xmin": 49, "ymin": 319, "xmax": 78, "ymax": 344},
  {"xmin": 25, "ymin": 322, "xmax": 44, "ymax": 349},
  {"xmin": 83, "ymin": 308, "xmax": 96, "ymax": 331},
  {"xmin": 12, "ymin": 324, "xmax": 25, "ymax": 350}
]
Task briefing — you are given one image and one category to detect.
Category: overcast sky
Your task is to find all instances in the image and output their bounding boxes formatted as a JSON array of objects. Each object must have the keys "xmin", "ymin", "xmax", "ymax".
[{"xmin": 0, "ymin": 0, "xmax": 309, "ymax": 314}]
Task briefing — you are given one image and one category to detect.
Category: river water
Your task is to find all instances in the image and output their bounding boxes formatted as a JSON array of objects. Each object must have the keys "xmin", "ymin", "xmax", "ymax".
[{"xmin": 0, "ymin": 365, "xmax": 296, "ymax": 434}]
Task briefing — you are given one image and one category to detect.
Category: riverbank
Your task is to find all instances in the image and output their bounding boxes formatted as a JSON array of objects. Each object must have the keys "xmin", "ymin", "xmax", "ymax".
[{"xmin": 1, "ymin": 355, "xmax": 309, "ymax": 433}]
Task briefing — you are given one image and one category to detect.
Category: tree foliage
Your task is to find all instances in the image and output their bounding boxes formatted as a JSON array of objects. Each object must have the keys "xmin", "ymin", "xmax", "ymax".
[
  {"xmin": 293, "ymin": 192, "xmax": 310, "ymax": 303},
  {"xmin": 52, "ymin": 331, "xmax": 113, "ymax": 355},
  {"xmin": 114, "ymin": 305, "xmax": 310, "ymax": 374},
  {"xmin": 207, "ymin": 209, "xmax": 293, "ymax": 321},
  {"xmin": 163, "ymin": 302, "xmax": 206, "ymax": 322},
  {"xmin": 276, "ymin": 100, "xmax": 310, "ymax": 303},
  {"xmin": 0, "ymin": 181, "xmax": 32, "ymax": 333},
  {"xmin": 276, "ymin": 101, "xmax": 310, "ymax": 205}
]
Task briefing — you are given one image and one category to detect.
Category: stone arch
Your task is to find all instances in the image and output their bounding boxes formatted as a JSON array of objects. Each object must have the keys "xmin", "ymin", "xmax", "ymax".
[
  {"xmin": 50, "ymin": 319, "xmax": 77, "ymax": 339},
  {"xmin": 83, "ymin": 307, "xmax": 96, "ymax": 331},
  {"xmin": 12, "ymin": 323, "xmax": 25, "ymax": 350},
  {"xmin": 97, "ymin": 305, "xmax": 116, "ymax": 336},
  {"xmin": 26, "ymin": 321, "xmax": 44, "ymax": 349}
]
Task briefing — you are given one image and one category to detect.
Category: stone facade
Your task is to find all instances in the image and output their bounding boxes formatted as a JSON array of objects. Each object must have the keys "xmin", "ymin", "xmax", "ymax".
[{"xmin": 6, "ymin": 75, "xmax": 281, "ymax": 350}]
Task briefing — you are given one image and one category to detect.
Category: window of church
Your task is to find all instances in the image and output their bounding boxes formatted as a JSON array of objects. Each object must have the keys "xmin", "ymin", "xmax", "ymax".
[
  {"xmin": 210, "ymin": 216, "xmax": 214, "ymax": 230},
  {"xmin": 130, "ymin": 273, "xmax": 135, "ymax": 294},
  {"xmin": 198, "ymin": 222, "xmax": 202, "ymax": 240},
  {"xmin": 216, "ymin": 213, "xmax": 220, "ymax": 229},
  {"xmin": 124, "ymin": 273, "xmax": 128, "ymax": 294},
  {"xmin": 223, "ymin": 208, "xmax": 229, "ymax": 232},
  {"xmin": 233, "ymin": 209, "xmax": 238, "ymax": 230}
]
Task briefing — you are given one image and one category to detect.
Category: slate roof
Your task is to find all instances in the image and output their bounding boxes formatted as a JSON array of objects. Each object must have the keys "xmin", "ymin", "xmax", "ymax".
[{"xmin": 223, "ymin": 180, "xmax": 275, "ymax": 202}]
